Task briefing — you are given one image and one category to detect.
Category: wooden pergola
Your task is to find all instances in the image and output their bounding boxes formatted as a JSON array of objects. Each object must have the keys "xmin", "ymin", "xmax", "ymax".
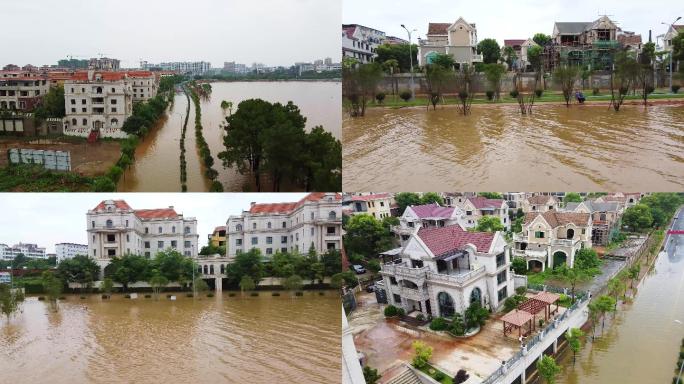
[
  {"xmin": 501, "ymin": 309, "xmax": 534, "ymax": 338},
  {"xmin": 530, "ymin": 291, "xmax": 560, "ymax": 320}
]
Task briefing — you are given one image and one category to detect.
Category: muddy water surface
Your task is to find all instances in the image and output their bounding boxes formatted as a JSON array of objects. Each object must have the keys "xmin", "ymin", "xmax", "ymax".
[
  {"xmin": 343, "ymin": 104, "xmax": 684, "ymax": 191},
  {"xmin": 0, "ymin": 293, "xmax": 340, "ymax": 384}
]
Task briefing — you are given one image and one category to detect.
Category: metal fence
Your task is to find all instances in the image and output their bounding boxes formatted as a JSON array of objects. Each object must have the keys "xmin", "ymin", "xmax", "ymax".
[{"xmin": 7, "ymin": 148, "xmax": 71, "ymax": 171}]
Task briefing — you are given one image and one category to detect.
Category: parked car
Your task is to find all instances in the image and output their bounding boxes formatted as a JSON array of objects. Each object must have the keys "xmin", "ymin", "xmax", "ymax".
[
  {"xmin": 352, "ymin": 264, "xmax": 366, "ymax": 274},
  {"xmin": 365, "ymin": 284, "xmax": 375, "ymax": 293}
]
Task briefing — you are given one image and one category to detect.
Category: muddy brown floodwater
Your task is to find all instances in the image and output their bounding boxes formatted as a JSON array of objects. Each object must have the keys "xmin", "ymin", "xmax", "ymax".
[
  {"xmin": 0, "ymin": 293, "xmax": 341, "ymax": 384},
  {"xmin": 119, "ymin": 81, "xmax": 340, "ymax": 192},
  {"xmin": 343, "ymin": 104, "xmax": 684, "ymax": 191}
]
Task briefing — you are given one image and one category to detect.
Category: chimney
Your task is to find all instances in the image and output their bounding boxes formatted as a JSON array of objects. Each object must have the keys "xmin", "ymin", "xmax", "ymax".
[{"xmin": 648, "ymin": 30, "xmax": 652, "ymax": 43}]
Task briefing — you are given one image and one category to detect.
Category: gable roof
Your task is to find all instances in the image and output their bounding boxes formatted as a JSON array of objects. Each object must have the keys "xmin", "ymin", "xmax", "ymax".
[
  {"xmin": 504, "ymin": 39, "xmax": 526, "ymax": 47},
  {"xmin": 134, "ymin": 208, "xmax": 179, "ymax": 220},
  {"xmin": 409, "ymin": 203, "xmax": 455, "ymax": 219},
  {"xmin": 618, "ymin": 34, "xmax": 642, "ymax": 46},
  {"xmin": 417, "ymin": 224, "xmax": 495, "ymax": 257},
  {"xmin": 428, "ymin": 23, "xmax": 451, "ymax": 35},
  {"xmin": 527, "ymin": 195, "xmax": 554, "ymax": 205},
  {"xmin": 585, "ymin": 201, "xmax": 620, "ymax": 212},
  {"xmin": 524, "ymin": 211, "xmax": 590, "ymax": 227},
  {"xmin": 249, "ymin": 193, "xmax": 341, "ymax": 214},
  {"xmin": 93, "ymin": 200, "xmax": 132, "ymax": 211},
  {"xmin": 468, "ymin": 196, "xmax": 505, "ymax": 210}
]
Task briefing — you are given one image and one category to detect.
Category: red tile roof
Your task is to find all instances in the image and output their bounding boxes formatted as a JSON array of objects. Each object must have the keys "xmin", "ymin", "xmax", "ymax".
[
  {"xmin": 504, "ymin": 39, "xmax": 526, "ymax": 47},
  {"xmin": 468, "ymin": 196, "xmax": 505, "ymax": 210},
  {"xmin": 417, "ymin": 224, "xmax": 495, "ymax": 256},
  {"xmin": 134, "ymin": 208, "xmax": 179, "ymax": 220},
  {"xmin": 351, "ymin": 193, "xmax": 391, "ymax": 202},
  {"xmin": 213, "ymin": 226, "xmax": 226, "ymax": 233},
  {"xmin": 68, "ymin": 70, "xmax": 154, "ymax": 82},
  {"xmin": 249, "ymin": 193, "xmax": 341, "ymax": 214},
  {"xmin": 428, "ymin": 23, "xmax": 451, "ymax": 35},
  {"xmin": 126, "ymin": 71, "xmax": 155, "ymax": 78},
  {"xmin": 410, "ymin": 203, "xmax": 455, "ymax": 218},
  {"xmin": 93, "ymin": 200, "xmax": 132, "ymax": 211},
  {"xmin": 527, "ymin": 195, "xmax": 554, "ymax": 205},
  {"xmin": 618, "ymin": 34, "xmax": 642, "ymax": 46}
]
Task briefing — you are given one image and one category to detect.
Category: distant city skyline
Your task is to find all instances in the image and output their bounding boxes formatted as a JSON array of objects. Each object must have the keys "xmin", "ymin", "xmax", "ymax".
[
  {"xmin": 0, "ymin": 193, "xmax": 308, "ymax": 254},
  {"xmin": 2, "ymin": 0, "xmax": 340, "ymax": 69},
  {"xmin": 343, "ymin": 0, "xmax": 683, "ymax": 48}
]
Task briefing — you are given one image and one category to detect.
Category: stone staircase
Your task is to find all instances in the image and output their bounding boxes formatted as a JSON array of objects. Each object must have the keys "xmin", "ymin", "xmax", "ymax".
[{"xmin": 387, "ymin": 366, "xmax": 422, "ymax": 384}]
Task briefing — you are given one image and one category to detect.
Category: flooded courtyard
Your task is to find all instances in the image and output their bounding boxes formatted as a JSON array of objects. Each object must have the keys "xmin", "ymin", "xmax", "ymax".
[
  {"xmin": 120, "ymin": 81, "xmax": 340, "ymax": 192},
  {"xmin": 0, "ymin": 292, "xmax": 341, "ymax": 384},
  {"xmin": 343, "ymin": 103, "xmax": 684, "ymax": 191}
]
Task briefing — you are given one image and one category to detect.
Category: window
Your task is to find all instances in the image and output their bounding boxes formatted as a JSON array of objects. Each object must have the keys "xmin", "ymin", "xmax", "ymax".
[
  {"xmin": 172, "ymin": 226, "xmax": 176, "ymax": 233},
  {"xmin": 311, "ymin": 227, "xmax": 314, "ymax": 236},
  {"xmin": 266, "ymin": 237, "xmax": 272, "ymax": 244},
  {"xmin": 125, "ymin": 220, "xmax": 129, "ymax": 227},
  {"xmin": 266, "ymin": 248, "xmax": 273, "ymax": 255},
  {"xmin": 81, "ymin": 99, "xmax": 86, "ymax": 105},
  {"xmin": 251, "ymin": 237, "xmax": 258, "ymax": 245},
  {"xmin": 72, "ymin": 118, "xmax": 77, "ymax": 126},
  {"xmin": 497, "ymin": 270, "xmax": 507, "ymax": 284},
  {"xmin": 281, "ymin": 247, "xmax": 287, "ymax": 253},
  {"xmin": 111, "ymin": 88, "xmax": 115, "ymax": 92},
  {"xmin": 184, "ymin": 226, "xmax": 191, "ymax": 234},
  {"xmin": 171, "ymin": 240, "xmax": 177, "ymax": 248},
  {"xmin": 236, "ymin": 239, "xmax": 242, "ymax": 246},
  {"xmin": 107, "ymin": 234, "xmax": 115, "ymax": 242},
  {"xmin": 311, "ymin": 212, "xmax": 314, "ymax": 220},
  {"xmin": 126, "ymin": 234, "xmax": 130, "ymax": 242},
  {"xmin": 496, "ymin": 252, "xmax": 506, "ymax": 267},
  {"xmin": 236, "ymin": 224, "xmax": 242, "ymax": 231},
  {"xmin": 145, "ymin": 227, "xmax": 149, "ymax": 234},
  {"xmin": 144, "ymin": 241, "xmax": 150, "ymax": 249},
  {"xmin": 282, "ymin": 222, "xmax": 286, "ymax": 228},
  {"xmin": 145, "ymin": 252, "xmax": 150, "ymax": 258},
  {"xmin": 534, "ymin": 231, "xmax": 545, "ymax": 238},
  {"xmin": 82, "ymin": 108, "xmax": 87, "ymax": 113},
  {"xmin": 70, "ymin": 108, "xmax": 75, "ymax": 113},
  {"xmin": 184, "ymin": 241, "xmax": 191, "ymax": 248},
  {"xmin": 158, "ymin": 227, "xmax": 162, "ymax": 234},
  {"xmin": 281, "ymin": 236, "xmax": 287, "ymax": 243},
  {"xmin": 107, "ymin": 249, "xmax": 116, "ymax": 257},
  {"xmin": 329, "ymin": 211, "xmax": 336, "ymax": 220},
  {"xmin": 82, "ymin": 118, "xmax": 87, "ymax": 126},
  {"xmin": 466, "ymin": 210, "xmax": 472, "ymax": 216},
  {"xmin": 252, "ymin": 222, "xmax": 257, "ymax": 229},
  {"xmin": 498, "ymin": 287, "xmax": 508, "ymax": 301},
  {"xmin": 111, "ymin": 99, "xmax": 117, "ymax": 104},
  {"xmin": 70, "ymin": 99, "xmax": 75, "ymax": 105},
  {"xmin": 390, "ymin": 277, "xmax": 398, "ymax": 285},
  {"xmin": 267, "ymin": 222, "xmax": 272, "ymax": 229},
  {"xmin": 106, "ymin": 219, "xmax": 113, "ymax": 228},
  {"xmin": 91, "ymin": 221, "xmax": 95, "ymax": 228},
  {"xmin": 393, "ymin": 294, "xmax": 401, "ymax": 304},
  {"xmin": 158, "ymin": 241, "xmax": 164, "ymax": 248},
  {"xmin": 327, "ymin": 226, "xmax": 336, "ymax": 235},
  {"xmin": 93, "ymin": 249, "xmax": 96, "ymax": 256}
]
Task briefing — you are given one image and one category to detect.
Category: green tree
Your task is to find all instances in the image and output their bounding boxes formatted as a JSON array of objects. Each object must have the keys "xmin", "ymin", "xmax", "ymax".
[
  {"xmin": 152, "ymin": 249, "xmax": 195, "ymax": 283},
  {"xmin": 574, "ymin": 248, "xmax": 601, "ymax": 271},
  {"xmin": 420, "ymin": 192, "xmax": 444, "ymax": 205},
  {"xmin": 375, "ymin": 43, "xmax": 418, "ymax": 73},
  {"xmin": 42, "ymin": 271, "xmax": 63, "ymax": 311},
  {"xmin": 301, "ymin": 126, "xmax": 342, "ymax": 191},
  {"xmin": 395, "ymin": 192, "xmax": 422, "ymax": 214},
  {"xmin": 57, "ymin": 255, "xmax": 101, "ymax": 292},
  {"xmin": 511, "ymin": 257, "xmax": 527, "ymax": 275},
  {"xmin": 381, "ymin": 59, "xmax": 400, "ymax": 75},
  {"xmin": 595, "ymin": 295, "xmax": 617, "ymax": 334},
  {"xmin": 484, "ymin": 63, "xmax": 507, "ymax": 100},
  {"xmin": 33, "ymin": 84, "xmax": 66, "ymax": 118},
  {"xmin": 283, "ymin": 274, "xmax": 303, "ymax": 294},
  {"xmin": 363, "ymin": 366, "xmax": 381, "ymax": 384},
  {"xmin": 411, "ymin": 340, "xmax": 433, "ymax": 369},
  {"xmin": 474, "ymin": 216, "xmax": 505, "ymax": 232},
  {"xmin": 344, "ymin": 214, "xmax": 388, "ymax": 258},
  {"xmin": 425, "ymin": 63, "xmax": 452, "ymax": 110},
  {"xmin": 627, "ymin": 264, "xmax": 641, "ymax": 289},
  {"xmin": 149, "ymin": 273, "xmax": 168, "ymax": 299},
  {"xmin": 101, "ymin": 278, "xmax": 114, "ymax": 297},
  {"xmin": 321, "ymin": 250, "xmax": 342, "ymax": 277},
  {"xmin": 564, "ymin": 193, "xmax": 582, "ymax": 203},
  {"xmin": 239, "ymin": 275, "xmax": 256, "ymax": 295},
  {"xmin": 622, "ymin": 204, "xmax": 654, "ymax": 232},
  {"xmin": 343, "ymin": 62, "xmax": 384, "ymax": 117},
  {"xmin": 478, "ymin": 192, "xmax": 503, "ymax": 199},
  {"xmin": 226, "ymin": 248, "xmax": 264, "ymax": 286},
  {"xmin": 553, "ymin": 65, "xmax": 580, "ymax": 107},
  {"xmin": 556, "ymin": 266, "xmax": 589, "ymax": 301},
  {"xmin": 0, "ymin": 284, "xmax": 24, "ymax": 321},
  {"xmin": 566, "ymin": 328, "xmax": 585, "ymax": 365},
  {"xmin": 533, "ymin": 33, "xmax": 552, "ymax": 47},
  {"xmin": 367, "ymin": 259, "xmax": 381, "ymax": 275},
  {"xmin": 607, "ymin": 276, "xmax": 626, "ymax": 311},
  {"xmin": 107, "ymin": 255, "xmax": 151, "ymax": 291},
  {"xmin": 477, "ymin": 38, "xmax": 501, "ymax": 64},
  {"xmin": 502, "ymin": 46, "xmax": 517, "ymax": 69},
  {"xmin": 537, "ymin": 354, "xmax": 561, "ymax": 384},
  {"xmin": 193, "ymin": 277, "xmax": 209, "ymax": 295},
  {"xmin": 527, "ymin": 45, "xmax": 543, "ymax": 73}
]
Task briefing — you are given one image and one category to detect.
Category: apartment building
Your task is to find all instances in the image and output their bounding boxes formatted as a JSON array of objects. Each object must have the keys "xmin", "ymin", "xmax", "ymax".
[
  {"xmin": 0, "ymin": 71, "xmax": 50, "ymax": 111},
  {"xmin": 55, "ymin": 242, "xmax": 89, "ymax": 262},
  {"xmin": 0, "ymin": 243, "xmax": 47, "ymax": 260},
  {"xmin": 226, "ymin": 193, "xmax": 342, "ymax": 260},
  {"xmin": 86, "ymin": 200, "xmax": 199, "ymax": 270},
  {"xmin": 379, "ymin": 224, "xmax": 513, "ymax": 317},
  {"xmin": 342, "ymin": 24, "xmax": 386, "ymax": 63}
]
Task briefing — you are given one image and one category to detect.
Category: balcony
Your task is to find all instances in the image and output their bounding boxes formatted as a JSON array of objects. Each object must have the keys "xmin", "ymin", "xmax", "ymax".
[
  {"xmin": 512, "ymin": 233, "xmax": 526, "ymax": 243},
  {"xmin": 427, "ymin": 265, "xmax": 485, "ymax": 286},
  {"xmin": 592, "ymin": 40, "xmax": 619, "ymax": 49},
  {"xmin": 391, "ymin": 225, "xmax": 416, "ymax": 236},
  {"xmin": 399, "ymin": 286, "xmax": 429, "ymax": 301},
  {"xmin": 380, "ymin": 263, "xmax": 429, "ymax": 280},
  {"xmin": 552, "ymin": 238, "xmax": 576, "ymax": 247}
]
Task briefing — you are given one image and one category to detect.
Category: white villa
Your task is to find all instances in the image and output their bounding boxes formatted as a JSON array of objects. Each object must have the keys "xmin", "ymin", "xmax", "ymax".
[
  {"xmin": 456, "ymin": 196, "xmax": 510, "ymax": 231},
  {"xmin": 512, "ymin": 211, "xmax": 592, "ymax": 272},
  {"xmin": 521, "ymin": 195, "xmax": 561, "ymax": 214},
  {"xmin": 392, "ymin": 203, "xmax": 465, "ymax": 246},
  {"xmin": 380, "ymin": 224, "xmax": 513, "ymax": 318},
  {"xmin": 418, "ymin": 17, "xmax": 483, "ymax": 67}
]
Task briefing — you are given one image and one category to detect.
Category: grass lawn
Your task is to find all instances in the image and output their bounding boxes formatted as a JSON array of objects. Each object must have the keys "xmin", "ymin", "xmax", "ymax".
[
  {"xmin": 360, "ymin": 90, "xmax": 684, "ymax": 108},
  {"xmin": 0, "ymin": 164, "xmax": 94, "ymax": 192},
  {"xmin": 418, "ymin": 364, "xmax": 453, "ymax": 384}
]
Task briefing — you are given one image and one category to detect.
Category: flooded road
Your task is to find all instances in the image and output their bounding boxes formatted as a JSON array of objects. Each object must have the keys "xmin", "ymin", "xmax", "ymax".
[
  {"xmin": 343, "ymin": 104, "xmax": 684, "ymax": 191},
  {"xmin": 0, "ymin": 293, "xmax": 340, "ymax": 384},
  {"xmin": 556, "ymin": 211, "xmax": 684, "ymax": 384},
  {"xmin": 120, "ymin": 81, "xmax": 340, "ymax": 192}
]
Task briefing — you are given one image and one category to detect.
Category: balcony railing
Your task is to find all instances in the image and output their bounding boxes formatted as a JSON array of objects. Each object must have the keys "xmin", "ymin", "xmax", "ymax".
[
  {"xmin": 380, "ymin": 263, "xmax": 429, "ymax": 280},
  {"xmin": 390, "ymin": 225, "xmax": 415, "ymax": 236},
  {"xmin": 427, "ymin": 265, "xmax": 485, "ymax": 286},
  {"xmin": 399, "ymin": 286, "xmax": 429, "ymax": 301},
  {"xmin": 552, "ymin": 238, "xmax": 576, "ymax": 247}
]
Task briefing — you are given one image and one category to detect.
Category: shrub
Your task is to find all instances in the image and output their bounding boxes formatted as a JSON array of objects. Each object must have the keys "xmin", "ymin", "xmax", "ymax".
[
  {"xmin": 375, "ymin": 93, "xmax": 385, "ymax": 103},
  {"xmin": 450, "ymin": 314, "xmax": 466, "ymax": 336},
  {"xmin": 515, "ymin": 286, "xmax": 527, "ymax": 296},
  {"xmin": 80, "ymin": 296, "xmax": 86, "ymax": 300},
  {"xmin": 228, "ymin": 293, "xmax": 236, "ymax": 297},
  {"xmin": 539, "ymin": 319, "xmax": 544, "ymax": 327},
  {"xmin": 416, "ymin": 313, "xmax": 425, "ymax": 322},
  {"xmin": 485, "ymin": 90, "xmax": 494, "ymax": 100},
  {"xmin": 509, "ymin": 90, "xmax": 519, "ymax": 98},
  {"xmin": 458, "ymin": 90, "xmax": 469, "ymax": 100},
  {"xmin": 557, "ymin": 294, "xmax": 572, "ymax": 307},
  {"xmin": 384, "ymin": 305, "xmax": 400, "ymax": 317},
  {"xmin": 166, "ymin": 294, "xmax": 172, "ymax": 298},
  {"xmin": 101, "ymin": 294, "xmax": 109, "ymax": 299},
  {"xmin": 124, "ymin": 294, "xmax": 131, "ymax": 299},
  {"xmin": 433, "ymin": 371, "xmax": 445, "ymax": 381},
  {"xmin": 645, "ymin": 85, "xmax": 655, "ymax": 94},
  {"xmin": 399, "ymin": 90, "xmax": 412, "ymax": 102},
  {"xmin": 673, "ymin": 85, "xmax": 681, "ymax": 93},
  {"xmin": 593, "ymin": 87, "xmax": 600, "ymax": 95},
  {"xmin": 535, "ymin": 89, "xmax": 543, "ymax": 97},
  {"xmin": 454, "ymin": 369, "xmax": 470, "ymax": 384},
  {"xmin": 429, "ymin": 317, "xmax": 449, "ymax": 331},
  {"xmin": 295, "ymin": 291, "xmax": 304, "ymax": 296},
  {"xmin": 619, "ymin": 87, "xmax": 628, "ymax": 95},
  {"xmin": 186, "ymin": 293, "xmax": 193, "ymax": 297},
  {"xmin": 38, "ymin": 296, "xmax": 45, "ymax": 301},
  {"xmin": 318, "ymin": 292, "xmax": 325, "ymax": 296}
]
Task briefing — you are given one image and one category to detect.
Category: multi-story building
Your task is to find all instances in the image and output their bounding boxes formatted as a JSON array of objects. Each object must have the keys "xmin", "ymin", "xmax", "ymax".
[
  {"xmin": 349, "ymin": 193, "xmax": 393, "ymax": 219},
  {"xmin": 208, "ymin": 226, "xmax": 227, "ymax": 248},
  {"xmin": 142, "ymin": 61, "xmax": 211, "ymax": 76},
  {"xmin": 456, "ymin": 196, "xmax": 510, "ymax": 230},
  {"xmin": 521, "ymin": 195, "xmax": 561, "ymax": 214},
  {"xmin": 0, "ymin": 243, "xmax": 47, "ymax": 260},
  {"xmin": 0, "ymin": 71, "xmax": 49, "ymax": 111},
  {"xmin": 226, "ymin": 193, "xmax": 342, "ymax": 260},
  {"xmin": 63, "ymin": 70, "xmax": 156, "ymax": 138},
  {"xmin": 565, "ymin": 200, "xmax": 621, "ymax": 246},
  {"xmin": 86, "ymin": 200, "xmax": 199, "ymax": 270},
  {"xmin": 663, "ymin": 24, "xmax": 684, "ymax": 52},
  {"xmin": 594, "ymin": 192, "xmax": 643, "ymax": 210},
  {"xmin": 55, "ymin": 243, "xmax": 89, "ymax": 262},
  {"xmin": 88, "ymin": 57, "xmax": 120, "ymax": 70},
  {"xmin": 418, "ymin": 17, "xmax": 482, "ymax": 67},
  {"xmin": 501, "ymin": 39, "xmax": 540, "ymax": 70},
  {"xmin": 392, "ymin": 203, "xmax": 465, "ymax": 245},
  {"xmin": 545, "ymin": 16, "xmax": 620, "ymax": 70},
  {"xmin": 502, "ymin": 192, "xmax": 529, "ymax": 210},
  {"xmin": 379, "ymin": 224, "xmax": 513, "ymax": 317},
  {"xmin": 342, "ymin": 24, "xmax": 386, "ymax": 63},
  {"xmin": 512, "ymin": 211, "xmax": 592, "ymax": 272}
]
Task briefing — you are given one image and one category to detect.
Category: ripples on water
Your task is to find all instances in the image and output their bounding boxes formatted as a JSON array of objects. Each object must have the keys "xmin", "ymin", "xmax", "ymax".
[
  {"xmin": 0, "ymin": 293, "xmax": 340, "ymax": 384},
  {"xmin": 343, "ymin": 104, "xmax": 684, "ymax": 191}
]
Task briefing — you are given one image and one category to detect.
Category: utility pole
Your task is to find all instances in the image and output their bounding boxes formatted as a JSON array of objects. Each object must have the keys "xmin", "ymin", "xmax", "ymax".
[
  {"xmin": 401, "ymin": 24, "xmax": 417, "ymax": 100},
  {"xmin": 662, "ymin": 17, "xmax": 682, "ymax": 92}
]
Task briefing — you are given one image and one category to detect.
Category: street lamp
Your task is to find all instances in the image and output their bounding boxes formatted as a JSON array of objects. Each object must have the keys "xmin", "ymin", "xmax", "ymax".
[
  {"xmin": 6, "ymin": 266, "xmax": 12, "ymax": 290},
  {"xmin": 401, "ymin": 24, "xmax": 417, "ymax": 100},
  {"xmin": 662, "ymin": 16, "xmax": 682, "ymax": 92}
]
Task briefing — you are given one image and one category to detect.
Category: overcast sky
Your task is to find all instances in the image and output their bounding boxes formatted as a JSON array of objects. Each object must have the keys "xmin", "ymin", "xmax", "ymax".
[
  {"xmin": 2, "ymin": 0, "xmax": 340, "ymax": 69},
  {"xmin": 343, "ymin": 0, "xmax": 683, "ymax": 48},
  {"xmin": 0, "ymin": 193, "xmax": 307, "ymax": 254}
]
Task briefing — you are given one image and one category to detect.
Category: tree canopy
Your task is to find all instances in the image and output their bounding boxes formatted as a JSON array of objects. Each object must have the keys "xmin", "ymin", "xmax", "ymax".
[
  {"xmin": 533, "ymin": 33, "xmax": 552, "ymax": 46},
  {"xmin": 474, "ymin": 216, "xmax": 505, "ymax": 232},
  {"xmin": 477, "ymin": 38, "xmax": 501, "ymax": 64},
  {"xmin": 375, "ymin": 44, "xmax": 418, "ymax": 73}
]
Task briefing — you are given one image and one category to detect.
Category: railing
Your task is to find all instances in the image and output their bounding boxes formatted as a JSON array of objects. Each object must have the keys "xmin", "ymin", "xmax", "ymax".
[
  {"xmin": 380, "ymin": 264, "xmax": 429, "ymax": 280},
  {"xmin": 427, "ymin": 265, "xmax": 485, "ymax": 286},
  {"xmin": 400, "ymin": 286, "xmax": 429, "ymax": 301},
  {"xmin": 552, "ymin": 238, "xmax": 576, "ymax": 247},
  {"xmin": 512, "ymin": 233, "xmax": 526, "ymax": 243},
  {"xmin": 391, "ymin": 225, "xmax": 415, "ymax": 235}
]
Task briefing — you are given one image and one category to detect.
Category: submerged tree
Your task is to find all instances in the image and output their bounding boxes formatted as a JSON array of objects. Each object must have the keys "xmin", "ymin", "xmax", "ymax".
[
  {"xmin": 484, "ymin": 63, "xmax": 506, "ymax": 101},
  {"xmin": 425, "ymin": 58, "xmax": 453, "ymax": 110},
  {"xmin": 636, "ymin": 42, "xmax": 656, "ymax": 106},
  {"xmin": 42, "ymin": 271, "xmax": 63, "ymax": 311},
  {"xmin": 454, "ymin": 64, "xmax": 476, "ymax": 115},
  {"xmin": 0, "ymin": 284, "xmax": 24, "ymax": 321},
  {"xmin": 553, "ymin": 64, "xmax": 579, "ymax": 107},
  {"xmin": 609, "ymin": 51, "xmax": 640, "ymax": 111},
  {"xmin": 537, "ymin": 354, "xmax": 561, "ymax": 384},
  {"xmin": 566, "ymin": 328, "xmax": 585, "ymax": 365},
  {"xmin": 342, "ymin": 61, "xmax": 383, "ymax": 117}
]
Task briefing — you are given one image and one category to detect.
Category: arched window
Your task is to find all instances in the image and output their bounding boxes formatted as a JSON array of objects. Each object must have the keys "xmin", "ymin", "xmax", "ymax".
[
  {"xmin": 209, "ymin": 265, "xmax": 214, "ymax": 275},
  {"xmin": 328, "ymin": 211, "xmax": 337, "ymax": 220},
  {"xmin": 105, "ymin": 219, "xmax": 113, "ymax": 228},
  {"xmin": 96, "ymin": 86, "xmax": 102, "ymax": 94},
  {"xmin": 110, "ymin": 118, "xmax": 118, "ymax": 127},
  {"xmin": 82, "ymin": 118, "xmax": 88, "ymax": 126},
  {"xmin": 267, "ymin": 222, "xmax": 272, "ymax": 229},
  {"xmin": 470, "ymin": 287, "xmax": 482, "ymax": 306},
  {"xmin": 184, "ymin": 226, "xmax": 190, "ymax": 234},
  {"xmin": 71, "ymin": 118, "xmax": 77, "ymax": 126},
  {"xmin": 158, "ymin": 226, "xmax": 162, "ymax": 234},
  {"xmin": 236, "ymin": 224, "xmax": 242, "ymax": 231},
  {"xmin": 203, "ymin": 265, "xmax": 208, "ymax": 274},
  {"xmin": 438, "ymin": 292, "xmax": 455, "ymax": 318},
  {"xmin": 220, "ymin": 264, "xmax": 225, "ymax": 274},
  {"xmin": 566, "ymin": 228, "xmax": 575, "ymax": 239}
]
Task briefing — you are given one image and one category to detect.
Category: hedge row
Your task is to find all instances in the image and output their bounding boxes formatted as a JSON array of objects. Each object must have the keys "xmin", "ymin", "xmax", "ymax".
[{"xmin": 188, "ymin": 85, "xmax": 223, "ymax": 192}]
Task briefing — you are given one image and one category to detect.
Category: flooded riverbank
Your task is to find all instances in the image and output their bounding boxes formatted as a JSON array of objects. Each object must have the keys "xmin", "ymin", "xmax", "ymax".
[
  {"xmin": 343, "ymin": 104, "xmax": 684, "ymax": 191},
  {"xmin": 0, "ymin": 292, "xmax": 340, "ymax": 383}
]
